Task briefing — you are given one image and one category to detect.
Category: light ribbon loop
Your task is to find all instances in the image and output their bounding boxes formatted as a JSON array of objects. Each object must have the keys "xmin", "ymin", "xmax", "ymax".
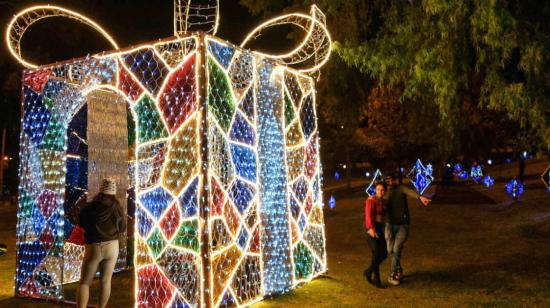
[
  {"xmin": 241, "ymin": 5, "xmax": 332, "ymax": 74},
  {"xmin": 174, "ymin": 0, "xmax": 219, "ymax": 36},
  {"xmin": 5, "ymin": 5, "xmax": 119, "ymax": 68},
  {"xmin": 6, "ymin": 3, "xmax": 331, "ymax": 74}
]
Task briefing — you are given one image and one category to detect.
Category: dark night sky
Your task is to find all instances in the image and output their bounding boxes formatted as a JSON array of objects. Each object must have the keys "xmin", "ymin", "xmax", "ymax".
[{"xmin": 0, "ymin": 0, "xmax": 276, "ymax": 66}]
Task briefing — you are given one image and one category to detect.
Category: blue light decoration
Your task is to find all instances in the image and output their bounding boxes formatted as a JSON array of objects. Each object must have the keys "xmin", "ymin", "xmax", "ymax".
[
  {"xmin": 407, "ymin": 159, "xmax": 434, "ymax": 194},
  {"xmin": 522, "ymin": 151, "xmax": 528, "ymax": 159},
  {"xmin": 505, "ymin": 179, "xmax": 524, "ymax": 198},
  {"xmin": 365, "ymin": 169, "xmax": 383, "ymax": 196},
  {"xmin": 334, "ymin": 171, "xmax": 340, "ymax": 181},
  {"xmin": 453, "ymin": 163, "xmax": 469, "ymax": 180},
  {"xmin": 483, "ymin": 175, "xmax": 495, "ymax": 188},
  {"xmin": 470, "ymin": 165, "xmax": 483, "ymax": 183},
  {"xmin": 256, "ymin": 59, "xmax": 293, "ymax": 294},
  {"xmin": 328, "ymin": 195, "xmax": 336, "ymax": 209},
  {"xmin": 541, "ymin": 164, "xmax": 550, "ymax": 192}
]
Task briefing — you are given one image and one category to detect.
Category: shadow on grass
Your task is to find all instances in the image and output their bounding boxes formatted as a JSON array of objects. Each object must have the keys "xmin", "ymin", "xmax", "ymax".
[
  {"xmin": 402, "ymin": 254, "xmax": 550, "ymax": 292},
  {"xmin": 0, "ymin": 270, "xmax": 133, "ymax": 308},
  {"xmin": 432, "ymin": 182, "xmax": 497, "ymax": 205}
]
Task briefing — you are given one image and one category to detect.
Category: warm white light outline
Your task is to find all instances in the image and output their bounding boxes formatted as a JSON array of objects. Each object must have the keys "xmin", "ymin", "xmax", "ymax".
[
  {"xmin": 204, "ymin": 37, "xmax": 267, "ymax": 307},
  {"xmin": 174, "ymin": 0, "xmax": 220, "ymax": 36},
  {"xmin": 240, "ymin": 5, "xmax": 332, "ymax": 73},
  {"xmin": 154, "ymin": 36, "xmax": 199, "ymax": 69},
  {"xmin": 83, "ymin": 52, "xmax": 204, "ymax": 307},
  {"xmin": 5, "ymin": 5, "xmax": 119, "ymax": 68},
  {"xmin": 281, "ymin": 69, "xmax": 328, "ymax": 285}
]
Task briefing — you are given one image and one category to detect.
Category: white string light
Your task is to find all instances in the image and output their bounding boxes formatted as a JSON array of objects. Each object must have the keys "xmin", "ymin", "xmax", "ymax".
[
  {"xmin": 5, "ymin": 5, "xmax": 119, "ymax": 68},
  {"xmin": 241, "ymin": 5, "xmax": 332, "ymax": 74},
  {"xmin": 174, "ymin": 0, "xmax": 220, "ymax": 36}
]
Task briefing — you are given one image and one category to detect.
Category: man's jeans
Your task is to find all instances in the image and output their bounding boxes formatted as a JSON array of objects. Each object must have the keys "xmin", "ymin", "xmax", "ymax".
[{"xmin": 384, "ymin": 223, "xmax": 409, "ymax": 275}]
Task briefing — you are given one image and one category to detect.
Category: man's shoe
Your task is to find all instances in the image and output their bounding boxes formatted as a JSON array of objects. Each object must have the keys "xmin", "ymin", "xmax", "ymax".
[
  {"xmin": 388, "ymin": 274, "xmax": 400, "ymax": 286},
  {"xmin": 395, "ymin": 269, "xmax": 403, "ymax": 281}
]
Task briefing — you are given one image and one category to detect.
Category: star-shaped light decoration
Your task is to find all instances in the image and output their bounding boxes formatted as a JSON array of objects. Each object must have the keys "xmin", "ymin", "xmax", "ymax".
[
  {"xmin": 365, "ymin": 169, "xmax": 383, "ymax": 196},
  {"xmin": 407, "ymin": 159, "xmax": 434, "ymax": 194},
  {"xmin": 542, "ymin": 164, "xmax": 550, "ymax": 192}
]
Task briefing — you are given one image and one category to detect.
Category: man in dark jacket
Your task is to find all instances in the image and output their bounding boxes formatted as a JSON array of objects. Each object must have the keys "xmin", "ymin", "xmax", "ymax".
[{"xmin": 384, "ymin": 174, "xmax": 430, "ymax": 286}]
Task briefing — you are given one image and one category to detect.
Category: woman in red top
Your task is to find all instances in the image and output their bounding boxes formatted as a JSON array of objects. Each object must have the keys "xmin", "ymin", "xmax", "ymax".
[{"xmin": 364, "ymin": 181, "xmax": 388, "ymax": 288}]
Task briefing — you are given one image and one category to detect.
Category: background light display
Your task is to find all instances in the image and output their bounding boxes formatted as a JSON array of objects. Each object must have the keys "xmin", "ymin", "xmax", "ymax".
[
  {"xmin": 328, "ymin": 195, "xmax": 336, "ymax": 209},
  {"xmin": 453, "ymin": 163, "xmax": 469, "ymax": 180},
  {"xmin": 470, "ymin": 165, "xmax": 483, "ymax": 183},
  {"xmin": 407, "ymin": 159, "xmax": 433, "ymax": 194},
  {"xmin": 483, "ymin": 175, "xmax": 495, "ymax": 188},
  {"xmin": 505, "ymin": 179, "xmax": 524, "ymax": 199}
]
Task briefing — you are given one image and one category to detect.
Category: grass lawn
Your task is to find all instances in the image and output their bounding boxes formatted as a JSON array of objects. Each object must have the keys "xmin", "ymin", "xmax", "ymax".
[{"xmin": 0, "ymin": 159, "xmax": 549, "ymax": 307}]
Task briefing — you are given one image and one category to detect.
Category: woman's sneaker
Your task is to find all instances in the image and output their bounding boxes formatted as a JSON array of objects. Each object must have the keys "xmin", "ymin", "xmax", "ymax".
[
  {"xmin": 363, "ymin": 269, "xmax": 373, "ymax": 284},
  {"xmin": 388, "ymin": 273, "xmax": 400, "ymax": 286}
]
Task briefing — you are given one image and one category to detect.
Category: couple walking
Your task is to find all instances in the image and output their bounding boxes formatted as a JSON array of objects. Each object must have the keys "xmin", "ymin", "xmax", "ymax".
[{"xmin": 363, "ymin": 174, "xmax": 431, "ymax": 288}]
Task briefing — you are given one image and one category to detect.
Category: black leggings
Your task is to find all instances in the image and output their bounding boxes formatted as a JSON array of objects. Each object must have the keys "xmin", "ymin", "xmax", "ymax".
[{"xmin": 366, "ymin": 225, "xmax": 387, "ymax": 278}]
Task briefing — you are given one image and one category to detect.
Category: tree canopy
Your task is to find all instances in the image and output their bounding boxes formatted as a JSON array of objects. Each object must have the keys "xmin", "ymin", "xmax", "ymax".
[
  {"xmin": 335, "ymin": 0, "xmax": 549, "ymax": 150},
  {"xmin": 240, "ymin": 0, "xmax": 550, "ymax": 154}
]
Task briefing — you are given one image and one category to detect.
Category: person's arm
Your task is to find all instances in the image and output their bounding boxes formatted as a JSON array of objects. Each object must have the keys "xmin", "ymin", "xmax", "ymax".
[
  {"xmin": 114, "ymin": 202, "xmax": 127, "ymax": 234},
  {"xmin": 69, "ymin": 197, "xmax": 87, "ymax": 225},
  {"xmin": 365, "ymin": 199, "xmax": 378, "ymax": 237},
  {"xmin": 400, "ymin": 185, "xmax": 431, "ymax": 206},
  {"xmin": 78, "ymin": 204, "xmax": 88, "ymax": 229},
  {"xmin": 400, "ymin": 185, "xmax": 420, "ymax": 199}
]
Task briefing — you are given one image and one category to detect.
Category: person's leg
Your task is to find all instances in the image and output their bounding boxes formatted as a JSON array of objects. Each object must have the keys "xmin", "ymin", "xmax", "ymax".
[
  {"xmin": 365, "ymin": 235, "xmax": 380, "ymax": 285},
  {"xmin": 98, "ymin": 240, "xmax": 119, "ymax": 308},
  {"xmin": 392, "ymin": 225, "xmax": 409, "ymax": 277},
  {"xmin": 365, "ymin": 236, "xmax": 377, "ymax": 272},
  {"xmin": 384, "ymin": 223, "xmax": 395, "ymax": 258},
  {"xmin": 374, "ymin": 232, "xmax": 388, "ymax": 285},
  {"xmin": 385, "ymin": 224, "xmax": 399, "ymax": 275},
  {"xmin": 378, "ymin": 232, "xmax": 388, "ymax": 263},
  {"xmin": 77, "ymin": 244, "xmax": 101, "ymax": 308}
]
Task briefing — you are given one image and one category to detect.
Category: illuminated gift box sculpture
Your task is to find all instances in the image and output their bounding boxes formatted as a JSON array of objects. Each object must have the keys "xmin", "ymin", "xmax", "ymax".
[{"xmin": 8, "ymin": 1, "xmax": 331, "ymax": 307}]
